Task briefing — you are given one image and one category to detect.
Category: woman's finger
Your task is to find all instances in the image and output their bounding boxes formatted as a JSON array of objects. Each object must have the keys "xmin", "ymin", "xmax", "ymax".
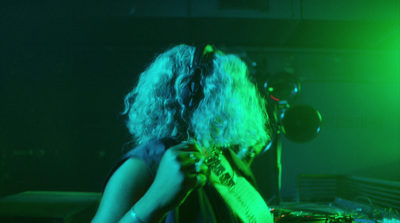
[
  {"xmin": 177, "ymin": 151, "xmax": 202, "ymax": 162},
  {"xmin": 184, "ymin": 173, "xmax": 207, "ymax": 189},
  {"xmin": 169, "ymin": 143, "xmax": 191, "ymax": 151},
  {"xmin": 181, "ymin": 160, "xmax": 208, "ymax": 174},
  {"xmin": 169, "ymin": 141, "xmax": 203, "ymax": 155},
  {"xmin": 180, "ymin": 141, "xmax": 202, "ymax": 153}
]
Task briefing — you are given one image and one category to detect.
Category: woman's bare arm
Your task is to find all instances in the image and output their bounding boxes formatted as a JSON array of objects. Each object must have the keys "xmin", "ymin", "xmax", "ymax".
[
  {"xmin": 92, "ymin": 158, "xmax": 155, "ymax": 222},
  {"xmin": 92, "ymin": 142, "xmax": 208, "ymax": 223}
]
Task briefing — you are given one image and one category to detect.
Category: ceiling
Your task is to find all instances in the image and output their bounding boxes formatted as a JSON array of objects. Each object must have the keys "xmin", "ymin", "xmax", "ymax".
[{"xmin": 1, "ymin": 0, "xmax": 399, "ymax": 50}]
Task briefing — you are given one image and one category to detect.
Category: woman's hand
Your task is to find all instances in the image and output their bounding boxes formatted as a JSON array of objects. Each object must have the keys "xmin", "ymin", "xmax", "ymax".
[
  {"xmin": 116, "ymin": 141, "xmax": 209, "ymax": 223},
  {"xmin": 145, "ymin": 141, "xmax": 209, "ymax": 213}
]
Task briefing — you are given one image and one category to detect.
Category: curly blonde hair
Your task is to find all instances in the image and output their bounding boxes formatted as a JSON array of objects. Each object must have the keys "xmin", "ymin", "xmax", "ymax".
[{"xmin": 123, "ymin": 44, "xmax": 270, "ymax": 153}]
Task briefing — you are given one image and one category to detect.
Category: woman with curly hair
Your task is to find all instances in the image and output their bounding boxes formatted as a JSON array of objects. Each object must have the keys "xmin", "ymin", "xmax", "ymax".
[{"xmin": 92, "ymin": 44, "xmax": 273, "ymax": 223}]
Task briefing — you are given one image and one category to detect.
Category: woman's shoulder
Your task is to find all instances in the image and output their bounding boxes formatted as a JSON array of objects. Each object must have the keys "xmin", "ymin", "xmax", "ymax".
[
  {"xmin": 116, "ymin": 138, "xmax": 180, "ymax": 177},
  {"xmin": 102, "ymin": 138, "xmax": 178, "ymax": 191},
  {"xmin": 123, "ymin": 138, "xmax": 178, "ymax": 165}
]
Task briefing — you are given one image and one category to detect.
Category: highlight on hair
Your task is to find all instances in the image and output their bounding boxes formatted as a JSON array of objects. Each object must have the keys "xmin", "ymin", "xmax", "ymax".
[{"xmin": 122, "ymin": 44, "xmax": 270, "ymax": 153}]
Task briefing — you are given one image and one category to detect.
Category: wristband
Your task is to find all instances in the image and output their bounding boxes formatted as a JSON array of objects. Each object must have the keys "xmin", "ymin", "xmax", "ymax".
[{"xmin": 130, "ymin": 208, "xmax": 143, "ymax": 223}]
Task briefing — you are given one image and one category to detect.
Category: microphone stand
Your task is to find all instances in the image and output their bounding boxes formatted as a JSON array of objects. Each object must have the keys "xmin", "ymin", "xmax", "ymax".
[{"xmin": 269, "ymin": 102, "xmax": 289, "ymax": 206}]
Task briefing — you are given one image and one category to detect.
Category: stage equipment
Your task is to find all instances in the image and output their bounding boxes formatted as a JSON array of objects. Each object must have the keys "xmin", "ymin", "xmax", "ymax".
[
  {"xmin": 264, "ymin": 71, "xmax": 300, "ymax": 104},
  {"xmin": 295, "ymin": 175, "xmax": 400, "ymax": 223},
  {"xmin": 282, "ymin": 104, "xmax": 322, "ymax": 143},
  {"xmin": 262, "ymin": 71, "xmax": 322, "ymax": 205},
  {"xmin": 0, "ymin": 191, "xmax": 101, "ymax": 223},
  {"xmin": 270, "ymin": 204, "xmax": 354, "ymax": 223}
]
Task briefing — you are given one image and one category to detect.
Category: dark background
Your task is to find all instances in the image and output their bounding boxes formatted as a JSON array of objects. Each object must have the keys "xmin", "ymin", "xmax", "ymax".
[{"xmin": 1, "ymin": 0, "xmax": 399, "ymax": 200}]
